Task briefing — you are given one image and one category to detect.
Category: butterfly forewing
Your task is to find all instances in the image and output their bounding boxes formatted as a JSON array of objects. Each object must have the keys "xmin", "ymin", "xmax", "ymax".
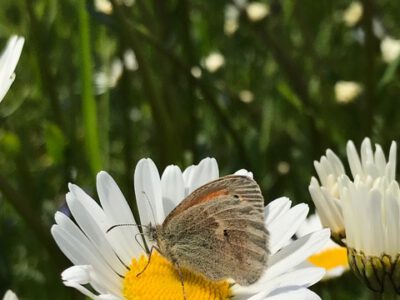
[{"xmin": 157, "ymin": 175, "xmax": 269, "ymax": 285}]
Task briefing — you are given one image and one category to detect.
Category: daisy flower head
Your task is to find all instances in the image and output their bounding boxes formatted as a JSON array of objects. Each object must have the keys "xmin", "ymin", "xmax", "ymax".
[
  {"xmin": 310, "ymin": 138, "xmax": 400, "ymax": 294},
  {"xmin": 52, "ymin": 157, "xmax": 329, "ymax": 299},
  {"xmin": 0, "ymin": 35, "xmax": 24, "ymax": 103},
  {"xmin": 309, "ymin": 137, "xmax": 396, "ymax": 241}
]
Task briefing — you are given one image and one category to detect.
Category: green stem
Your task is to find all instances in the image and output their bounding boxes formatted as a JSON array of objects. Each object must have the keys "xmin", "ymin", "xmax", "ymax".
[{"xmin": 78, "ymin": 0, "xmax": 102, "ymax": 175}]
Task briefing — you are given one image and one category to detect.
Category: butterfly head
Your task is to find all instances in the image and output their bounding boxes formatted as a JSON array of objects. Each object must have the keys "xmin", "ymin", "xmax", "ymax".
[{"xmin": 146, "ymin": 223, "xmax": 158, "ymax": 241}]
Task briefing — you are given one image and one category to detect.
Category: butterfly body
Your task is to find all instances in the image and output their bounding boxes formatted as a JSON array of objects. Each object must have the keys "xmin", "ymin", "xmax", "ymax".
[{"xmin": 150, "ymin": 175, "xmax": 269, "ymax": 285}]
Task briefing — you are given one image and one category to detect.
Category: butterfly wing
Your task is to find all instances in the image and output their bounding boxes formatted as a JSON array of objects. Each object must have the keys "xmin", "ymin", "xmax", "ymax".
[{"xmin": 158, "ymin": 175, "xmax": 268, "ymax": 285}]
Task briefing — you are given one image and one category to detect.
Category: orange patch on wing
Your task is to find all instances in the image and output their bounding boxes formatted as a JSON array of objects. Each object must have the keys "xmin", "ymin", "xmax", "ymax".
[
  {"xmin": 164, "ymin": 188, "xmax": 230, "ymax": 223},
  {"xmin": 195, "ymin": 189, "xmax": 230, "ymax": 204}
]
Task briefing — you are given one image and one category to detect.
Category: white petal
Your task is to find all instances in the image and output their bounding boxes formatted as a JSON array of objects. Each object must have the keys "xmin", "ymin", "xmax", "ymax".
[
  {"xmin": 66, "ymin": 188, "xmax": 128, "ymax": 276},
  {"xmin": 62, "ymin": 265, "xmax": 91, "ymax": 284},
  {"xmin": 264, "ymin": 197, "xmax": 292, "ymax": 227},
  {"xmin": 326, "ymin": 149, "xmax": 345, "ymax": 176},
  {"xmin": 187, "ymin": 157, "xmax": 219, "ymax": 193},
  {"xmin": 95, "ymin": 294, "xmax": 123, "ymax": 300},
  {"xmin": 3, "ymin": 290, "xmax": 18, "ymax": 300},
  {"xmin": 161, "ymin": 165, "xmax": 185, "ymax": 216},
  {"xmin": 0, "ymin": 36, "xmax": 24, "ymax": 102},
  {"xmin": 134, "ymin": 158, "xmax": 164, "ymax": 224},
  {"xmin": 347, "ymin": 140, "xmax": 363, "ymax": 179},
  {"xmin": 51, "ymin": 225, "xmax": 122, "ymax": 296},
  {"xmin": 182, "ymin": 165, "xmax": 195, "ymax": 195},
  {"xmin": 63, "ymin": 281, "xmax": 97, "ymax": 299},
  {"xmin": 234, "ymin": 169, "xmax": 253, "ymax": 178},
  {"xmin": 388, "ymin": 141, "xmax": 397, "ymax": 181},
  {"xmin": 264, "ymin": 287, "xmax": 320, "ymax": 300},
  {"xmin": 97, "ymin": 171, "xmax": 144, "ymax": 261},
  {"xmin": 268, "ymin": 204, "xmax": 309, "ymax": 254},
  {"xmin": 265, "ymin": 229, "xmax": 330, "ymax": 281}
]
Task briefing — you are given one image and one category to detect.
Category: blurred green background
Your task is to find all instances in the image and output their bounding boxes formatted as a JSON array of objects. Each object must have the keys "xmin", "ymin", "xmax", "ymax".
[{"xmin": 0, "ymin": 0, "xmax": 399, "ymax": 299}]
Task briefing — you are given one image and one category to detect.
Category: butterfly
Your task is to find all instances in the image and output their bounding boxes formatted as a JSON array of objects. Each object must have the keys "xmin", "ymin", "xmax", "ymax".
[{"xmin": 145, "ymin": 175, "xmax": 269, "ymax": 286}]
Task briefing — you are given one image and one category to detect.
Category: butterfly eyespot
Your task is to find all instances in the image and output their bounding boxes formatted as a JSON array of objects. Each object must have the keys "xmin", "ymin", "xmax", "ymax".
[{"xmin": 223, "ymin": 229, "xmax": 229, "ymax": 237}]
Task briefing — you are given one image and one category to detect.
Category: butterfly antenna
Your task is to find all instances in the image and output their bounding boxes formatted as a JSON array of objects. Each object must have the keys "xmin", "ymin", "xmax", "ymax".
[
  {"xmin": 134, "ymin": 232, "xmax": 147, "ymax": 252},
  {"xmin": 106, "ymin": 223, "xmax": 146, "ymax": 233},
  {"xmin": 141, "ymin": 191, "xmax": 158, "ymax": 225}
]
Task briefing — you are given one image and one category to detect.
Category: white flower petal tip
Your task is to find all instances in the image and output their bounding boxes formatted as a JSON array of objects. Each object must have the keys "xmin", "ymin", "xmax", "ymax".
[
  {"xmin": 186, "ymin": 157, "xmax": 219, "ymax": 193},
  {"xmin": 61, "ymin": 265, "xmax": 91, "ymax": 284},
  {"xmin": 0, "ymin": 35, "xmax": 24, "ymax": 102},
  {"xmin": 161, "ymin": 165, "xmax": 185, "ymax": 215},
  {"xmin": 134, "ymin": 158, "xmax": 163, "ymax": 224},
  {"xmin": 234, "ymin": 169, "xmax": 254, "ymax": 178},
  {"xmin": 3, "ymin": 290, "xmax": 18, "ymax": 300}
]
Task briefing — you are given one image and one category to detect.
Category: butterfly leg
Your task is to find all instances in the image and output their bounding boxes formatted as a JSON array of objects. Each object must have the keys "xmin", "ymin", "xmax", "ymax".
[
  {"xmin": 172, "ymin": 260, "xmax": 186, "ymax": 300},
  {"xmin": 136, "ymin": 245, "xmax": 161, "ymax": 277}
]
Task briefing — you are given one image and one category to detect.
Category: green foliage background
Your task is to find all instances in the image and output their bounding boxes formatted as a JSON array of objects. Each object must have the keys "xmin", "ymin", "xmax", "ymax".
[{"xmin": 0, "ymin": 0, "xmax": 399, "ymax": 299}]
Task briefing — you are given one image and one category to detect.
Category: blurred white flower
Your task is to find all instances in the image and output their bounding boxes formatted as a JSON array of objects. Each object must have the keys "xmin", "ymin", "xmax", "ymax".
[
  {"xmin": 203, "ymin": 52, "xmax": 225, "ymax": 73},
  {"xmin": 2, "ymin": 290, "xmax": 18, "ymax": 300},
  {"xmin": 94, "ymin": 59, "xmax": 123, "ymax": 95},
  {"xmin": 123, "ymin": 49, "xmax": 138, "ymax": 71},
  {"xmin": 94, "ymin": 0, "xmax": 113, "ymax": 14},
  {"xmin": 277, "ymin": 161, "xmax": 290, "ymax": 175},
  {"xmin": 190, "ymin": 66, "xmax": 202, "ymax": 78},
  {"xmin": 334, "ymin": 81, "xmax": 362, "ymax": 104},
  {"xmin": 0, "ymin": 35, "xmax": 24, "ymax": 103},
  {"xmin": 94, "ymin": 54, "xmax": 138, "ymax": 94},
  {"xmin": 343, "ymin": 2, "xmax": 363, "ymax": 27},
  {"xmin": 238, "ymin": 90, "xmax": 254, "ymax": 103},
  {"xmin": 381, "ymin": 36, "xmax": 400, "ymax": 64},
  {"xmin": 234, "ymin": 0, "xmax": 248, "ymax": 9},
  {"xmin": 224, "ymin": 5, "xmax": 240, "ymax": 36},
  {"xmin": 246, "ymin": 2, "xmax": 270, "ymax": 22}
]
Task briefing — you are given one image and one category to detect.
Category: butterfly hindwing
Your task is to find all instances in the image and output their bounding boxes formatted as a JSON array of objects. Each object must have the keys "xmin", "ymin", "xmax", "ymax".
[{"xmin": 158, "ymin": 175, "xmax": 269, "ymax": 285}]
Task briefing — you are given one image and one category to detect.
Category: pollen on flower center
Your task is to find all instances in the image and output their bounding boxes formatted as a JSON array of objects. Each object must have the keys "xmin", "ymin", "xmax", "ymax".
[
  {"xmin": 123, "ymin": 252, "xmax": 231, "ymax": 300},
  {"xmin": 308, "ymin": 247, "xmax": 349, "ymax": 270}
]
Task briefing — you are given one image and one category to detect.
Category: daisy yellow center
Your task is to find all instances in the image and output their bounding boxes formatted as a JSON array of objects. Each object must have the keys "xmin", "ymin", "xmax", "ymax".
[
  {"xmin": 308, "ymin": 247, "xmax": 349, "ymax": 270},
  {"xmin": 123, "ymin": 252, "xmax": 231, "ymax": 300}
]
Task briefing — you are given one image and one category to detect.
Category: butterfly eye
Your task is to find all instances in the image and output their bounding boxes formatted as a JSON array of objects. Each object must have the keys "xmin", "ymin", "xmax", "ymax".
[{"xmin": 234, "ymin": 194, "xmax": 240, "ymax": 199}]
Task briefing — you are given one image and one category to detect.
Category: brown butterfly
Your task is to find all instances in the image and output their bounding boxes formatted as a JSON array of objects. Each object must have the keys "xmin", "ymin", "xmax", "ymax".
[{"xmin": 145, "ymin": 175, "xmax": 269, "ymax": 287}]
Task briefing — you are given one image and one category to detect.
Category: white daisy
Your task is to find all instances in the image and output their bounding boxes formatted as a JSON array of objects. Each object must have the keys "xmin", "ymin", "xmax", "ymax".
[
  {"xmin": 309, "ymin": 137, "xmax": 396, "ymax": 239},
  {"xmin": 310, "ymin": 138, "xmax": 400, "ymax": 294},
  {"xmin": 52, "ymin": 157, "xmax": 329, "ymax": 299},
  {"xmin": 0, "ymin": 35, "xmax": 24, "ymax": 103},
  {"xmin": 296, "ymin": 214, "xmax": 349, "ymax": 280},
  {"xmin": 2, "ymin": 290, "xmax": 18, "ymax": 300}
]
